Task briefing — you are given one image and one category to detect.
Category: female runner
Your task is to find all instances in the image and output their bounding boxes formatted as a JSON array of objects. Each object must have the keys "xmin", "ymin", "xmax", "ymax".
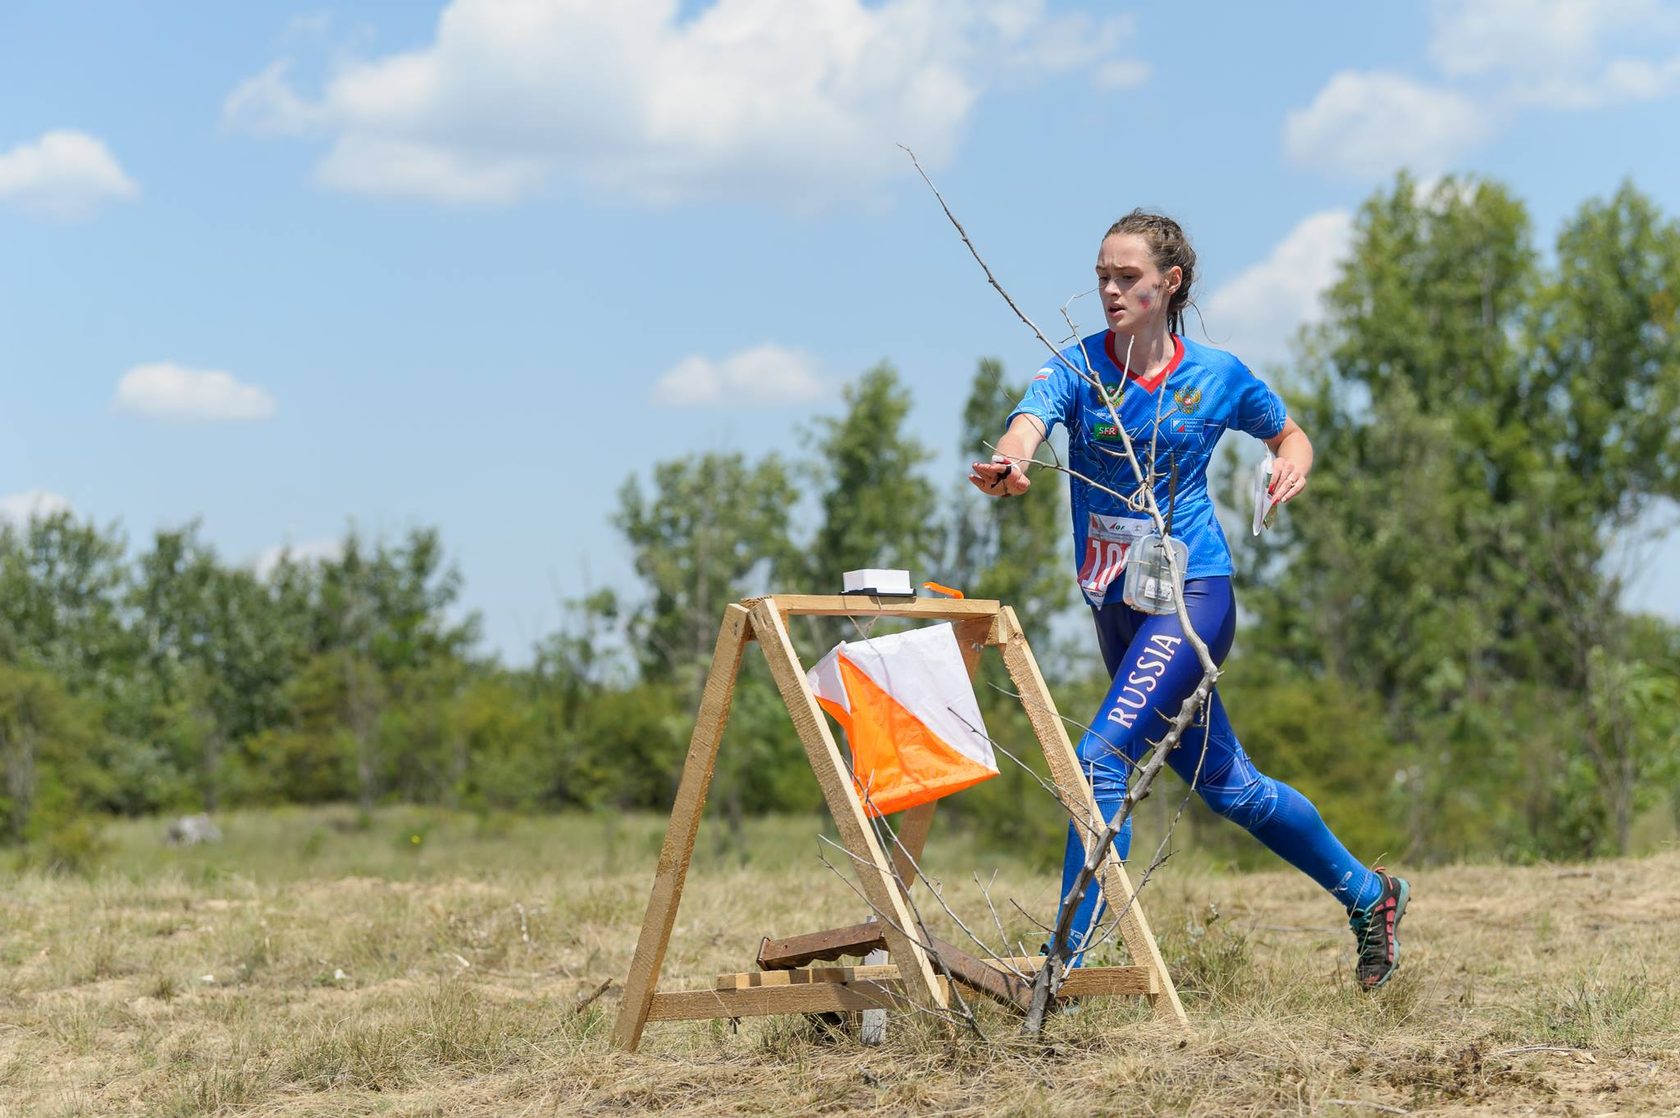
[{"xmin": 969, "ymin": 210, "xmax": 1408, "ymax": 990}]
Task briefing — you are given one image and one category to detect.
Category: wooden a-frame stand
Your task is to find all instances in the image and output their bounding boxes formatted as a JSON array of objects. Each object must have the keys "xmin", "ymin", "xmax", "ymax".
[{"xmin": 613, "ymin": 594, "xmax": 1186, "ymax": 1051}]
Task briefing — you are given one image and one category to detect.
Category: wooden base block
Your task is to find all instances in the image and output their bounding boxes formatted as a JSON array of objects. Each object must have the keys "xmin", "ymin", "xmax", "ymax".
[{"xmin": 716, "ymin": 964, "xmax": 901, "ymax": 990}]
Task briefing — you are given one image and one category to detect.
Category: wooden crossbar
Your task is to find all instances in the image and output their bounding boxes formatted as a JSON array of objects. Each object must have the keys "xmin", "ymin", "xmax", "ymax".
[{"xmin": 747, "ymin": 594, "xmax": 1003, "ymax": 620}]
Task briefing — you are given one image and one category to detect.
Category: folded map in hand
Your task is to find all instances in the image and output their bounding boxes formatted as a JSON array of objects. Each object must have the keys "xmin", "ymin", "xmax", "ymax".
[{"xmin": 1252, "ymin": 458, "xmax": 1279, "ymax": 536}]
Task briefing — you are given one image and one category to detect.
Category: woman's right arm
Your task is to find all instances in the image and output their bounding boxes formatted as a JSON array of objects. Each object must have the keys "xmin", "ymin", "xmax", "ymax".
[{"xmin": 969, "ymin": 414, "xmax": 1046, "ymax": 497}]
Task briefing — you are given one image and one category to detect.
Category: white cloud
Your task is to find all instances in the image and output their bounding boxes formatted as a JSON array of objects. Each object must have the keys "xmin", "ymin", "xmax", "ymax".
[
  {"xmin": 0, "ymin": 130, "xmax": 138, "ymax": 218},
  {"xmin": 0, "ymin": 489, "xmax": 72, "ymax": 525},
  {"xmin": 1202, "ymin": 211, "xmax": 1353, "ymax": 367},
  {"xmin": 221, "ymin": 61, "xmax": 331, "ymax": 137},
  {"xmin": 1433, "ymin": 1, "xmax": 1674, "ymax": 73},
  {"xmin": 1431, "ymin": 0, "xmax": 1680, "ymax": 107},
  {"xmin": 650, "ymin": 343, "xmax": 826, "ymax": 407},
  {"xmin": 254, "ymin": 537, "xmax": 343, "ymax": 578},
  {"xmin": 1286, "ymin": 3, "xmax": 1680, "ymax": 182},
  {"xmin": 1094, "ymin": 59, "xmax": 1151, "ymax": 90},
  {"xmin": 1283, "ymin": 72, "xmax": 1492, "ymax": 179},
  {"xmin": 223, "ymin": 0, "xmax": 1145, "ymax": 209},
  {"xmin": 114, "ymin": 362, "xmax": 278, "ymax": 422}
]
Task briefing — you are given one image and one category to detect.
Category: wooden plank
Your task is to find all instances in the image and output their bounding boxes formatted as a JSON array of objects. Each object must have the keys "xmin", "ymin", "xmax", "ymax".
[
  {"xmin": 809, "ymin": 964, "xmax": 900, "ymax": 985},
  {"xmin": 612, "ymin": 604, "xmax": 754, "ymax": 1052},
  {"xmin": 1059, "ymin": 966, "xmax": 1158, "ymax": 998},
  {"xmin": 758, "ymin": 920, "xmax": 883, "ymax": 969},
  {"xmin": 749, "ymin": 600, "xmax": 948, "ymax": 1014},
  {"xmin": 749, "ymin": 594, "xmax": 1002, "ymax": 620},
  {"xmin": 981, "ymin": 958, "xmax": 1158, "ymax": 998},
  {"xmin": 716, "ymin": 965, "xmax": 901, "ymax": 989},
  {"xmin": 930, "ymin": 938, "xmax": 1030, "ymax": 1010},
  {"xmin": 991, "ymin": 955, "xmax": 1045, "ymax": 972},
  {"xmin": 995, "ymin": 606, "xmax": 1187, "ymax": 1025},
  {"xmin": 647, "ymin": 978, "xmax": 948, "ymax": 1022}
]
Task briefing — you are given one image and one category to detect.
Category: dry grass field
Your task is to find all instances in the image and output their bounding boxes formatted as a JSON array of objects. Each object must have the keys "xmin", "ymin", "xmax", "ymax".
[{"xmin": 2, "ymin": 806, "xmax": 1678, "ymax": 1116}]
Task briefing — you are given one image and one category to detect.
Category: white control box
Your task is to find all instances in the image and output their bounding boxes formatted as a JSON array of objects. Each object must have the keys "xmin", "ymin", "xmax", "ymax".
[{"xmin": 841, "ymin": 568, "xmax": 915, "ymax": 597}]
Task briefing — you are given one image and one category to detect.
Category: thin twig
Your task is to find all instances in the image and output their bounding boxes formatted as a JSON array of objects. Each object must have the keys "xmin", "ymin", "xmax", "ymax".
[
  {"xmin": 900, "ymin": 144, "xmax": 1065, "ymax": 360},
  {"xmin": 569, "ymin": 978, "xmax": 612, "ymax": 1016}
]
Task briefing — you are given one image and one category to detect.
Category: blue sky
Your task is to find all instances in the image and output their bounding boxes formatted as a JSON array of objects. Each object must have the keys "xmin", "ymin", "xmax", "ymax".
[{"xmin": 4, "ymin": 0, "xmax": 1679, "ymax": 660}]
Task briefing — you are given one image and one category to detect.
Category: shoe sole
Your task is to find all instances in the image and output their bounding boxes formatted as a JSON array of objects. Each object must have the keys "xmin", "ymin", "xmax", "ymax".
[{"xmin": 1362, "ymin": 877, "xmax": 1410, "ymax": 991}]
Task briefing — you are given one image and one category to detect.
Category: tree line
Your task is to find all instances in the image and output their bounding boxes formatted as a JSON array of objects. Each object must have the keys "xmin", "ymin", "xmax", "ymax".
[{"xmin": 3, "ymin": 174, "xmax": 1677, "ymax": 865}]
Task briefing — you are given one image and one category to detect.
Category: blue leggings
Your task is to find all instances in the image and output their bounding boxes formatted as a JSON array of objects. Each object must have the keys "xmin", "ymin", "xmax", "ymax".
[{"xmin": 1054, "ymin": 577, "xmax": 1380, "ymax": 962}]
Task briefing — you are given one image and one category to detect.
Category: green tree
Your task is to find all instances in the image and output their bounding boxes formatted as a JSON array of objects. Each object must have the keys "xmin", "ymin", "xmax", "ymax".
[
  {"xmin": 236, "ymin": 528, "xmax": 478, "ymax": 809},
  {"xmin": 1247, "ymin": 174, "xmax": 1680, "ymax": 859},
  {"xmin": 1584, "ymin": 619, "xmax": 1680, "ymax": 854},
  {"xmin": 615, "ymin": 452, "xmax": 811, "ymax": 838},
  {"xmin": 132, "ymin": 524, "xmax": 303, "ymax": 809},
  {"xmin": 0, "ymin": 511, "xmax": 135, "ymax": 699},
  {"xmin": 1522, "ymin": 186, "xmax": 1680, "ymax": 851},
  {"xmin": 808, "ymin": 363, "xmax": 938, "ymax": 587},
  {"xmin": 449, "ymin": 671, "xmax": 552, "ymax": 811},
  {"xmin": 616, "ymin": 453, "xmax": 799, "ymax": 685},
  {"xmin": 0, "ymin": 663, "xmax": 101, "ymax": 841}
]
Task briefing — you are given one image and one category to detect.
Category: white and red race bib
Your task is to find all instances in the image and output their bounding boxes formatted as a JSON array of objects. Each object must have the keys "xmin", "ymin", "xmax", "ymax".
[{"xmin": 1077, "ymin": 512, "xmax": 1153, "ymax": 604}]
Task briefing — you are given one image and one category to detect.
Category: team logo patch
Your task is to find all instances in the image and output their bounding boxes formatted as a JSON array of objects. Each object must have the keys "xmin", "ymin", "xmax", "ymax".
[
  {"xmin": 1173, "ymin": 386, "xmax": 1203, "ymax": 415},
  {"xmin": 1098, "ymin": 382, "xmax": 1124, "ymax": 405}
]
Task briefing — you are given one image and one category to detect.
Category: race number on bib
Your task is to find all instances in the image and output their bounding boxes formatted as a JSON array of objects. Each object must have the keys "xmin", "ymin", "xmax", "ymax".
[{"xmin": 1077, "ymin": 513, "xmax": 1152, "ymax": 604}]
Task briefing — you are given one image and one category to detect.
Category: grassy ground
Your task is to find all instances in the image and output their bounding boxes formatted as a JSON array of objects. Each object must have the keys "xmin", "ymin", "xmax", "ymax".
[{"xmin": 2, "ymin": 806, "xmax": 1677, "ymax": 1116}]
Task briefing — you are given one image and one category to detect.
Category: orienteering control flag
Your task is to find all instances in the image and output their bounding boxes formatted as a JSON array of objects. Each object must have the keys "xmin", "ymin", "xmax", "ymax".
[{"xmin": 806, "ymin": 623, "xmax": 998, "ymax": 817}]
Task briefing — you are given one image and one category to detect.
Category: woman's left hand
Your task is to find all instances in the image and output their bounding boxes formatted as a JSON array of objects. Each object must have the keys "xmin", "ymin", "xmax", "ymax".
[{"xmin": 1269, "ymin": 456, "xmax": 1308, "ymax": 503}]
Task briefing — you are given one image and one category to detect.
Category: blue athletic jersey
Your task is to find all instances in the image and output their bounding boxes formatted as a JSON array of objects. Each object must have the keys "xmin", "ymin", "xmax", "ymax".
[{"xmin": 1007, "ymin": 332, "xmax": 1286, "ymax": 603}]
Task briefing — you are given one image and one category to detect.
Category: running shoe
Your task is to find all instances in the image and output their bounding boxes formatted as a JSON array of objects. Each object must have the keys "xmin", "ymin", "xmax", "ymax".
[{"xmin": 1348, "ymin": 868, "xmax": 1410, "ymax": 991}]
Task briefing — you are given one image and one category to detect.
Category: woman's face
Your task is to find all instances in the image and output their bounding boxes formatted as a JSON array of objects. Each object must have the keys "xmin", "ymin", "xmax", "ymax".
[{"xmin": 1096, "ymin": 233, "xmax": 1179, "ymax": 335}]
